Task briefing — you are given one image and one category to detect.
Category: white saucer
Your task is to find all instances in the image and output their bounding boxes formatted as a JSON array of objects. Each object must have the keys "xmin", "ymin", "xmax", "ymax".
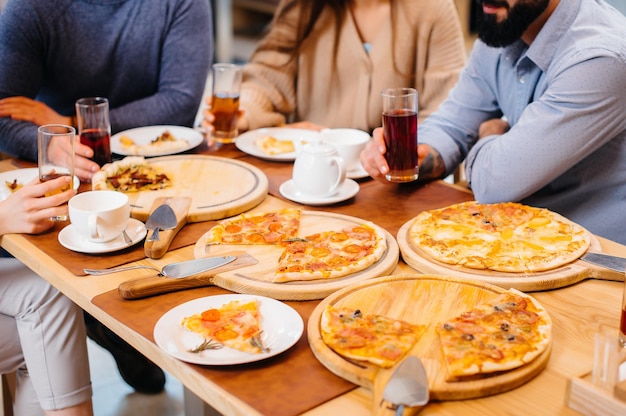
[
  {"xmin": 58, "ymin": 218, "xmax": 147, "ymax": 254},
  {"xmin": 279, "ymin": 179, "xmax": 359, "ymax": 206},
  {"xmin": 347, "ymin": 164, "xmax": 370, "ymax": 180}
]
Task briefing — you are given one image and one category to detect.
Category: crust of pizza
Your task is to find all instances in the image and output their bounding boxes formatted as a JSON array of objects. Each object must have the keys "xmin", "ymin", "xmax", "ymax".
[
  {"xmin": 274, "ymin": 222, "xmax": 387, "ymax": 282},
  {"xmin": 436, "ymin": 289, "xmax": 551, "ymax": 379},
  {"xmin": 409, "ymin": 201, "xmax": 591, "ymax": 273},
  {"xmin": 92, "ymin": 156, "xmax": 171, "ymax": 192},
  {"xmin": 254, "ymin": 135, "xmax": 296, "ymax": 155},
  {"xmin": 181, "ymin": 299, "xmax": 263, "ymax": 354},
  {"xmin": 205, "ymin": 208, "xmax": 301, "ymax": 245},
  {"xmin": 320, "ymin": 305, "xmax": 426, "ymax": 368}
]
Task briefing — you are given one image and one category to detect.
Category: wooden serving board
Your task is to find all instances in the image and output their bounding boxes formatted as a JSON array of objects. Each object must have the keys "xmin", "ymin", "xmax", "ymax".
[
  {"xmin": 123, "ymin": 155, "xmax": 268, "ymax": 223},
  {"xmin": 307, "ymin": 275, "xmax": 552, "ymax": 403},
  {"xmin": 191, "ymin": 211, "xmax": 400, "ymax": 300},
  {"xmin": 397, "ymin": 219, "xmax": 624, "ymax": 292}
]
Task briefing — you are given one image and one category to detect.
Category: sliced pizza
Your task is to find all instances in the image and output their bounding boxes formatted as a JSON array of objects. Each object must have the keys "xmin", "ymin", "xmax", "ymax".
[
  {"xmin": 92, "ymin": 156, "xmax": 171, "ymax": 192},
  {"xmin": 409, "ymin": 201, "xmax": 591, "ymax": 272},
  {"xmin": 205, "ymin": 208, "xmax": 301, "ymax": 245},
  {"xmin": 254, "ymin": 135, "xmax": 296, "ymax": 155},
  {"xmin": 119, "ymin": 130, "xmax": 189, "ymax": 156},
  {"xmin": 274, "ymin": 223, "xmax": 387, "ymax": 282},
  {"xmin": 320, "ymin": 305, "xmax": 427, "ymax": 368},
  {"xmin": 181, "ymin": 299, "xmax": 267, "ymax": 354},
  {"xmin": 436, "ymin": 290, "xmax": 551, "ymax": 379}
]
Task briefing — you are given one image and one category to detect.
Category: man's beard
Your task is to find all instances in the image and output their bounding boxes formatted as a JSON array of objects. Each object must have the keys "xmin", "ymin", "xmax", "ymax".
[{"xmin": 476, "ymin": 0, "xmax": 550, "ymax": 47}]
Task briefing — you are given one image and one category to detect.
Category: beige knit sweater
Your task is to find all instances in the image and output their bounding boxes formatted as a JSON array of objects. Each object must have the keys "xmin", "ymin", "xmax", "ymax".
[{"xmin": 240, "ymin": 0, "xmax": 467, "ymax": 132}]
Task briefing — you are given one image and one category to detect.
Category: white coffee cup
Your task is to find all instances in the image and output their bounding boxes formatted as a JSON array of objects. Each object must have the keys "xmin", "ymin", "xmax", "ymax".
[
  {"xmin": 321, "ymin": 128, "xmax": 371, "ymax": 172},
  {"xmin": 69, "ymin": 191, "xmax": 130, "ymax": 243},
  {"xmin": 292, "ymin": 142, "xmax": 346, "ymax": 197}
]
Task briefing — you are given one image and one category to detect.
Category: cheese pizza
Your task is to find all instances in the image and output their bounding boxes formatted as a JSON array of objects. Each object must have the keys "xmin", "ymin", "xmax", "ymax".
[
  {"xmin": 254, "ymin": 135, "xmax": 296, "ymax": 155},
  {"xmin": 408, "ymin": 201, "xmax": 590, "ymax": 272},
  {"xmin": 119, "ymin": 130, "xmax": 189, "ymax": 156}
]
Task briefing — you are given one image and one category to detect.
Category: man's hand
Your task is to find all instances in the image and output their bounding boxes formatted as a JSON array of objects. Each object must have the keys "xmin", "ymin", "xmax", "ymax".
[
  {"xmin": 478, "ymin": 118, "xmax": 510, "ymax": 139},
  {"xmin": 360, "ymin": 127, "xmax": 445, "ymax": 182},
  {"xmin": 48, "ymin": 135, "xmax": 100, "ymax": 182},
  {"xmin": 0, "ymin": 96, "xmax": 72, "ymax": 126}
]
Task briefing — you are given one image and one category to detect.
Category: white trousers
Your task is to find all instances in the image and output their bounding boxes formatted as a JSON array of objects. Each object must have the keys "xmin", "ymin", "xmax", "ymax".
[{"xmin": 0, "ymin": 258, "xmax": 92, "ymax": 415}]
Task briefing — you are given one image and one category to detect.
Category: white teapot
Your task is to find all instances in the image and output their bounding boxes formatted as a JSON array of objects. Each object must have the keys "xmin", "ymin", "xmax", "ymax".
[{"xmin": 292, "ymin": 141, "xmax": 346, "ymax": 197}]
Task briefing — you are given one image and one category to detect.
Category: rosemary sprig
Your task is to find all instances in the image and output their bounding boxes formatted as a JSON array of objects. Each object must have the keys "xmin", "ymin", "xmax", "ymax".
[{"xmin": 188, "ymin": 338, "xmax": 223, "ymax": 353}]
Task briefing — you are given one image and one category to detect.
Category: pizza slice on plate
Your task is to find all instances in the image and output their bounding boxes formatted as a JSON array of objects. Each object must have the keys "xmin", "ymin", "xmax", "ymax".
[
  {"xmin": 92, "ymin": 156, "xmax": 171, "ymax": 192},
  {"xmin": 181, "ymin": 299, "xmax": 267, "ymax": 354},
  {"xmin": 320, "ymin": 305, "xmax": 427, "ymax": 368}
]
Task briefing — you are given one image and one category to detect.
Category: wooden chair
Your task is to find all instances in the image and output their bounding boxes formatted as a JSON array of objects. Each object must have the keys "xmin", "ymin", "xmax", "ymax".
[{"xmin": 1, "ymin": 372, "xmax": 15, "ymax": 416}]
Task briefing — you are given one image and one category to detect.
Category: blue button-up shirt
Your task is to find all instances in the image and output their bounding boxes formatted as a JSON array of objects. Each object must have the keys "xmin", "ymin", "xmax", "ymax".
[{"xmin": 420, "ymin": 0, "xmax": 626, "ymax": 243}]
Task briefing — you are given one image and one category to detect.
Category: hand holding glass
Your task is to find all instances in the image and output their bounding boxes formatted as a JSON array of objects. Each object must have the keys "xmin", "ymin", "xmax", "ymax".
[
  {"xmin": 38, "ymin": 124, "xmax": 75, "ymax": 220},
  {"xmin": 381, "ymin": 88, "xmax": 419, "ymax": 182}
]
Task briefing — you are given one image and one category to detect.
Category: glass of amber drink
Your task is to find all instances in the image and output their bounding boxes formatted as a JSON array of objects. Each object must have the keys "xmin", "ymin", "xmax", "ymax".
[
  {"xmin": 211, "ymin": 63, "xmax": 242, "ymax": 143},
  {"xmin": 38, "ymin": 124, "xmax": 75, "ymax": 202},
  {"xmin": 381, "ymin": 88, "xmax": 419, "ymax": 182}
]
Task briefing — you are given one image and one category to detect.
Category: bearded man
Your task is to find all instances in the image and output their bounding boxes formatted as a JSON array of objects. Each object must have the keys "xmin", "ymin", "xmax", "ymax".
[{"xmin": 361, "ymin": 0, "xmax": 626, "ymax": 244}]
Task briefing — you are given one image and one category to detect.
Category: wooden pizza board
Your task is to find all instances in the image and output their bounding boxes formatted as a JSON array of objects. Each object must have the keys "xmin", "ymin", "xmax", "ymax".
[
  {"xmin": 189, "ymin": 211, "xmax": 400, "ymax": 300},
  {"xmin": 307, "ymin": 275, "xmax": 552, "ymax": 406},
  {"xmin": 122, "ymin": 155, "xmax": 268, "ymax": 223},
  {"xmin": 396, "ymin": 219, "xmax": 624, "ymax": 292}
]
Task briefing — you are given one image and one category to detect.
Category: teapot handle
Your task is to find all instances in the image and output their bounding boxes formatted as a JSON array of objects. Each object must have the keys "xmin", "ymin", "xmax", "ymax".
[{"xmin": 328, "ymin": 156, "xmax": 346, "ymax": 195}]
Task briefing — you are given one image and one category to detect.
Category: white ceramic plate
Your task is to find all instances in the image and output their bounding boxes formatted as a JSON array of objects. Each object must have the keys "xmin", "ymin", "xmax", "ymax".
[
  {"xmin": 279, "ymin": 178, "xmax": 359, "ymax": 206},
  {"xmin": 154, "ymin": 294, "xmax": 304, "ymax": 365},
  {"xmin": 235, "ymin": 127, "xmax": 322, "ymax": 161},
  {"xmin": 58, "ymin": 218, "xmax": 146, "ymax": 254},
  {"xmin": 111, "ymin": 125, "xmax": 203, "ymax": 157},
  {"xmin": 0, "ymin": 168, "xmax": 80, "ymax": 201}
]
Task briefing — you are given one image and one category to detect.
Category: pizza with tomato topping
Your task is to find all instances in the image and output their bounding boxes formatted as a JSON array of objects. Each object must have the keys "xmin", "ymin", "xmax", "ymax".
[
  {"xmin": 92, "ymin": 156, "xmax": 171, "ymax": 192},
  {"xmin": 181, "ymin": 299, "xmax": 267, "ymax": 354},
  {"xmin": 320, "ymin": 305, "xmax": 427, "ymax": 368},
  {"xmin": 205, "ymin": 208, "xmax": 301, "ymax": 245},
  {"xmin": 436, "ymin": 290, "xmax": 551, "ymax": 379},
  {"xmin": 408, "ymin": 201, "xmax": 591, "ymax": 272},
  {"xmin": 274, "ymin": 223, "xmax": 387, "ymax": 282}
]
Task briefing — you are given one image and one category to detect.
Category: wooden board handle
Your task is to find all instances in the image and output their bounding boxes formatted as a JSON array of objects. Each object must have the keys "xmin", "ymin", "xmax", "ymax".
[
  {"xmin": 118, "ymin": 253, "xmax": 258, "ymax": 299},
  {"xmin": 144, "ymin": 197, "xmax": 192, "ymax": 259}
]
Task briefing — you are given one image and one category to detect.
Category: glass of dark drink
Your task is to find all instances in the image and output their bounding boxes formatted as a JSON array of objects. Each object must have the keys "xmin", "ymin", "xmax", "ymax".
[
  {"xmin": 381, "ymin": 88, "xmax": 419, "ymax": 182},
  {"xmin": 75, "ymin": 97, "xmax": 112, "ymax": 166},
  {"xmin": 211, "ymin": 63, "xmax": 242, "ymax": 143},
  {"xmin": 38, "ymin": 124, "xmax": 75, "ymax": 219}
]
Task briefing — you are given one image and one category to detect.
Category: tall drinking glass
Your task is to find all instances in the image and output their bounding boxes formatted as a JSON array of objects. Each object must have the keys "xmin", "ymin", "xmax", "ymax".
[
  {"xmin": 38, "ymin": 124, "xmax": 75, "ymax": 220},
  {"xmin": 620, "ymin": 277, "xmax": 626, "ymax": 347},
  {"xmin": 75, "ymin": 97, "xmax": 112, "ymax": 166},
  {"xmin": 381, "ymin": 88, "xmax": 419, "ymax": 183},
  {"xmin": 210, "ymin": 63, "xmax": 242, "ymax": 143}
]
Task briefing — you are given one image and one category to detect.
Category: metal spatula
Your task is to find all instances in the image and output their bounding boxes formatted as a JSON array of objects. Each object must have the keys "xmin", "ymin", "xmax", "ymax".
[
  {"xmin": 383, "ymin": 356, "xmax": 429, "ymax": 415},
  {"xmin": 145, "ymin": 204, "xmax": 177, "ymax": 242}
]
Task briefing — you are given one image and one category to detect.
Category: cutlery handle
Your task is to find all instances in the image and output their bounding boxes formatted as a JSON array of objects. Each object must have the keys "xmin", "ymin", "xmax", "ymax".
[{"xmin": 118, "ymin": 275, "xmax": 216, "ymax": 299}]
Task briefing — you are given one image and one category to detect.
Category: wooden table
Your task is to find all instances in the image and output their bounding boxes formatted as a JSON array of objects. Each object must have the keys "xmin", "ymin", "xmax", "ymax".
[{"xmin": 1, "ymin": 143, "xmax": 624, "ymax": 416}]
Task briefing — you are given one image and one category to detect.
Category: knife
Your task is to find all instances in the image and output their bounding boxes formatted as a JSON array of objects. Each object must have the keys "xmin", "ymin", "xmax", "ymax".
[
  {"xmin": 580, "ymin": 252, "xmax": 626, "ymax": 273},
  {"xmin": 83, "ymin": 255, "xmax": 236, "ymax": 278}
]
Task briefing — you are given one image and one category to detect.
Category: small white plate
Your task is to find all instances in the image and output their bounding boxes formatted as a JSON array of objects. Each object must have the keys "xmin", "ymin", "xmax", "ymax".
[
  {"xmin": 154, "ymin": 294, "xmax": 304, "ymax": 365},
  {"xmin": 111, "ymin": 125, "xmax": 203, "ymax": 157},
  {"xmin": 0, "ymin": 168, "xmax": 80, "ymax": 201},
  {"xmin": 279, "ymin": 178, "xmax": 359, "ymax": 206},
  {"xmin": 58, "ymin": 218, "xmax": 146, "ymax": 254},
  {"xmin": 235, "ymin": 127, "xmax": 322, "ymax": 161},
  {"xmin": 347, "ymin": 163, "xmax": 370, "ymax": 180}
]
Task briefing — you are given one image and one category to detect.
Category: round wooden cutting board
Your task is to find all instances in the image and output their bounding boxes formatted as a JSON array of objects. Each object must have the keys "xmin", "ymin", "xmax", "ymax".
[
  {"xmin": 307, "ymin": 275, "xmax": 551, "ymax": 402},
  {"xmin": 191, "ymin": 211, "xmax": 400, "ymax": 300},
  {"xmin": 122, "ymin": 155, "xmax": 268, "ymax": 222},
  {"xmin": 396, "ymin": 218, "xmax": 623, "ymax": 292}
]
